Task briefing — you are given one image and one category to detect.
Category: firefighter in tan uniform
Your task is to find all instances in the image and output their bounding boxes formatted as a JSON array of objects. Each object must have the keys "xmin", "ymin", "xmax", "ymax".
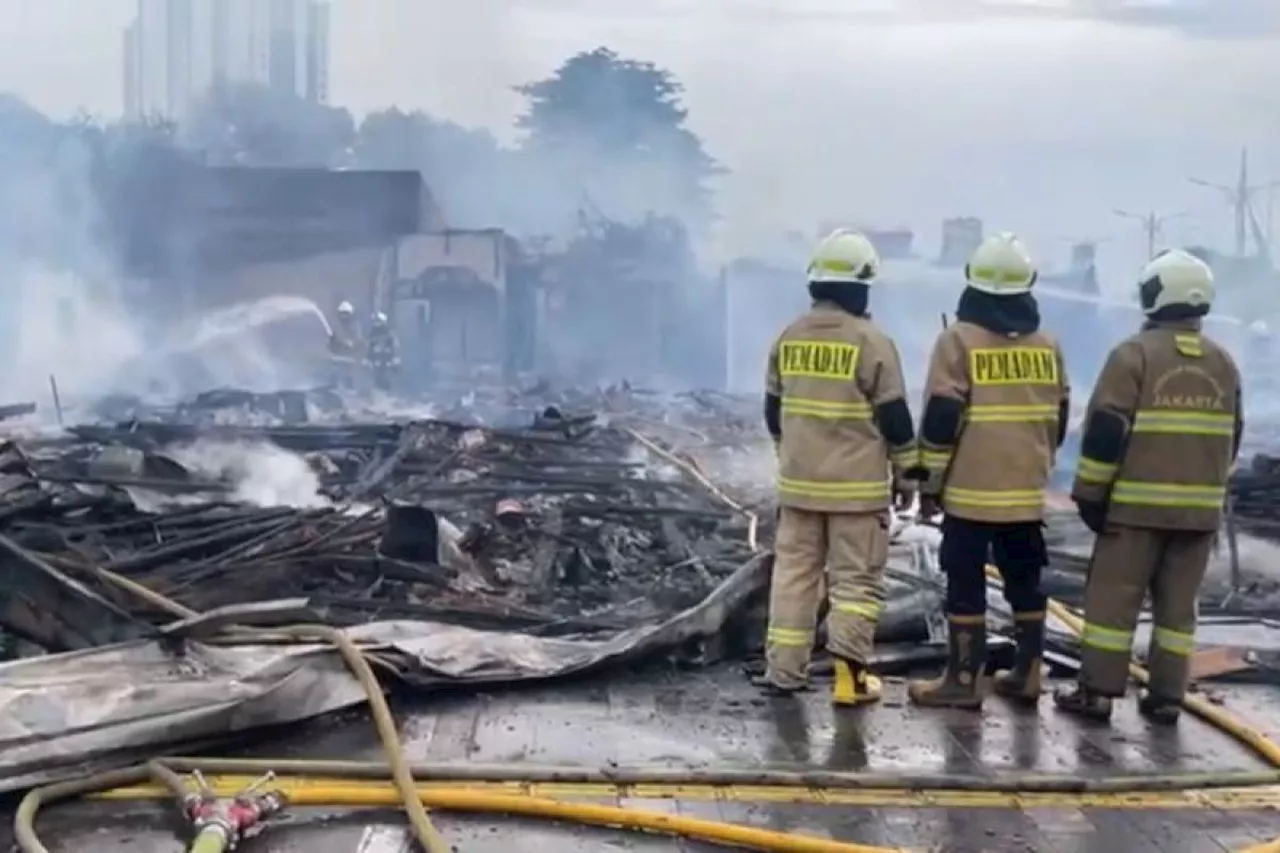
[
  {"xmin": 759, "ymin": 230, "xmax": 917, "ymax": 706},
  {"xmin": 908, "ymin": 233, "xmax": 1071, "ymax": 709},
  {"xmin": 1055, "ymin": 249, "xmax": 1242, "ymax": 724}
]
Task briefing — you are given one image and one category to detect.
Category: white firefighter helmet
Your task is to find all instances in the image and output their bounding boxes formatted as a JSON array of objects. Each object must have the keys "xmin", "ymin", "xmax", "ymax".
[
  {"xmin": 336, "ymin": 300, "xmax": 354, "ymax": 315},
  {"xmin": 372, "ymin": 311, "xmax": 388, "ymax": 325},
  {"xmin": 965, "ymin": 232, "xmax": 1037, "ymax": 295},
  {"xmin": 1250, "ymin": 319, "xmax": 1269, "ymax": 336},
  {"xmin": 1137, "ymin": 249, "xmax": 1214, "ymax": 316},
  {"xmin": 806, "ymin": 229, "xmax": 880, "ymax": 284}
]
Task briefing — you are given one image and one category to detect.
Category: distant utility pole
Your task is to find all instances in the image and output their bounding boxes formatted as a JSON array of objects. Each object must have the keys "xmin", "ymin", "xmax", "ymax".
[
  {"xmin": 1189, "ymin": 147, "xmax": 1280, "ymax": 257},
  {"xmin": 1112, "ymin": 209, "xmax": 1182, "ymax": 258}
]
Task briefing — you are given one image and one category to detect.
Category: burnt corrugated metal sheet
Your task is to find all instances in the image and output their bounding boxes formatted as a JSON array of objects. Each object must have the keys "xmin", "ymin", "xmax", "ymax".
[{"xmin": 109, "ymin": 164, "xmax": 443, "ymax": 277}]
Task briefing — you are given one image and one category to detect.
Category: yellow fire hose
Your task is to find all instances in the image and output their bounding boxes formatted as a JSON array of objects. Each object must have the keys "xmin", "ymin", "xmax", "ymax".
[
  {"xmin": 42, "ymin": 577, "xmax": 1280, "ymax": 853},
  {"xmin": 15, "ymin": 431, "xmax": 1280, "ymax": 852},
  {"xmin": 9, "ymin": 570, "xmax": 454, "ymax": 853},
  {"xmin": 632, "ymin": 433, "xmax": 1280, "ymax": 851},
  {"xmin": 1039, "ymin": 591, "xmax": 1280, "ymax": 853},
  {"xmin": 17, "ymin": 576, "xmax": 1280, "ymax": 853}
]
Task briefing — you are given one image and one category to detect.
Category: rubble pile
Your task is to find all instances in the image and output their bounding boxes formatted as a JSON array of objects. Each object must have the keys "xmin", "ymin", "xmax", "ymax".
[
  {"xmin": 0, "ymin": 402, "xmax": 761, "ymax": 656},
  {"xmin": 1229, "ymin": 453, "xmax": 1280, "ymax": 537}
]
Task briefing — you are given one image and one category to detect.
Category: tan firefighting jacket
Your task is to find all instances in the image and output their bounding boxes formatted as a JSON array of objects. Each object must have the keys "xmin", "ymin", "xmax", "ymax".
[
  {"xmin": 918, "ymin": 322, "xmax": 1069, "ymax": 523},
  {"xmin": 765, "ymin": 303, "xmax": 915, "ymax": 513},
  {"xmin": 1072, "ymin": 320, "xmax": 1240, "ymax": 531}
]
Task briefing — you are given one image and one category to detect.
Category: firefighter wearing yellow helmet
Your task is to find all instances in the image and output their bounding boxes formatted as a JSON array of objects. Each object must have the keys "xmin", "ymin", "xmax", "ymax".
[
  {"xmin": 758, "ymin": 229, "xmax": 917, "ymax": 706},
  {"xmin": 1055, "ymin": 249, "xmax": 1241, "ymax": 725},
  {"xmin": 908, "ymin": 232, "xmax": 1071, "ymax": 710}
]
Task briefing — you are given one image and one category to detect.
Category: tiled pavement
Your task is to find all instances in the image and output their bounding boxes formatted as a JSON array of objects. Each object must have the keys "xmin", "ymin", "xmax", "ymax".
[{"xmin": 19, "ymin": 664, "xmax": 1280, "ymax": 851}]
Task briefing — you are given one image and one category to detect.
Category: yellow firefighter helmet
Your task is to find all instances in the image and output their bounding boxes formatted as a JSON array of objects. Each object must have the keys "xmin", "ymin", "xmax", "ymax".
[
  {"xmin": 1137, "ymin": 249, "xmax": 1214, "ymax": 316},
  {"xmin": 806, "ymin": 229, "xmax": 880, "ymax": 284},
  {"xmin": 965, "ymin": 232, "xmax": 1037, "ymax": 295}
]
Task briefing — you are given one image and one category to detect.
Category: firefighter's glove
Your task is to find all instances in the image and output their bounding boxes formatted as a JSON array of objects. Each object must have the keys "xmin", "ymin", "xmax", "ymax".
[
  {"xmin": 1074, "ymin": 498, "xmax": 1107, "ymax": 535},
  {"xmin": 917, "ymin": 493, "xmax": 942, "ymax": 520}
]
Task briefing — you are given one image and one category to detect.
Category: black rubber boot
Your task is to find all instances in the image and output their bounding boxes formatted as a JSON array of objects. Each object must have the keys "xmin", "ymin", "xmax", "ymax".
[
  {"xmin": 1137, "ymin": 690, "xmax": 1181, "ymax": 725},
  {"xmin": 908, "ymin": 619, "xmax": 986, "ymax": 710},
  {"xmin": 994, "ymin": 613, "xmax": 1044, "ymax": 705},
  {"xmin": 1053, "ymin": 682, "xmax": 1114, "ymax": 722}
]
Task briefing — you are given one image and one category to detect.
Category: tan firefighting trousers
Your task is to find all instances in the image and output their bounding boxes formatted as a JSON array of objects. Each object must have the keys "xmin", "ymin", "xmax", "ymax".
[
  {"xmin": 765, "ymin": 507, "xmax": 889, "ymax": 689},
  {"xmin": 1078, "ymin": 525, "xmax": 1213, "ymax": 699}
]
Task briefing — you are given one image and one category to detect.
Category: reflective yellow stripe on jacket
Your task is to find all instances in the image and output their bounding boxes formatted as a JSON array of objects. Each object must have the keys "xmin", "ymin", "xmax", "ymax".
[
  {"xmin": 944, "ymin": 487, "xmax": 1044, "ymax": 511},
  {"xmin": 777, "ymin": 477, "xmax": 890, "ymax": 502},
  {"xmin": 779, "ymin": 395, "xmax": 896, "ymax": 501},
  {"xmin": 1100, "ymin": 406, "xmax": 1232, "ymax": 509},
  {"xmin": 780, "ymin": 397, "xmax": 872, "ymax": 420},
  {"xmin": 1075, "ymin": 457, "xmax": 1118, "ymax": 485},
  {"xmin": 923, "ymin": 403, "xmax": 1056, "ymax": 508},
  {"xmin": 965, "ymin": 403, "xmax": 1058, "ymax": 423},
  {"xmin": 1131, "ymin": 409, "xmax": 1234, "ymax": 436},
  {"xmin": 1110, "ymin": 481, "xmax": 1226, "ymax": 509}
]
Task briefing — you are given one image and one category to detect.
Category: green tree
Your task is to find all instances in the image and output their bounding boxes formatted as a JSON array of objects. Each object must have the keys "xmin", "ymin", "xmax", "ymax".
[
  {"xmin": 183, "ymin": 83, "xmax": 355, "ymax": 167},
  {"xmin": 355, "ymin": 108, "xmax": 540, "ymax": 230},
  {"xmin": 514, "ymin": 47, "xmax": 723, "ymax": 227}
]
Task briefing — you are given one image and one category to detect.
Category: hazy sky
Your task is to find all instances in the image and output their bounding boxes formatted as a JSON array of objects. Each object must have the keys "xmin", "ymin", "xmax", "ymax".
[{"xmin": 2, "ymin": 0, "xmax": 1279, "ymax": 272}]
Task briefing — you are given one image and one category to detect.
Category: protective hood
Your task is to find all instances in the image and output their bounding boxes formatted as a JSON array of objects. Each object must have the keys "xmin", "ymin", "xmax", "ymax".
[
  {"xmin": 955, "ymin": 287, "xmax": 1040, "ymax": 336},
  {"xmin": 808, "ymin": 282, "xmax": 869, "ymax": 317},
  {"xmin": 1143, "ymin": 315, "xmax": 1203, "ymax": 331}
]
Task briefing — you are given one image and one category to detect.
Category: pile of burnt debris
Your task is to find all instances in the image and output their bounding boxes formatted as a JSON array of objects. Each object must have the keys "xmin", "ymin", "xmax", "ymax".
[
  {"xmin": 0, "ymin": 388, "xmax": 767, "ymax": 659},
  {"xmin": 1230, "ymin": 453, "xmax": 1280, "ymax": 537}
]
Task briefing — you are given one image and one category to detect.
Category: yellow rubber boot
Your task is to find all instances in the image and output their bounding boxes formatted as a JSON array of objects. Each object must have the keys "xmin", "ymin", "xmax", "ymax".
[{"xmin": 832, "ymin": 658, "xmax": 882, "ymax": 707}]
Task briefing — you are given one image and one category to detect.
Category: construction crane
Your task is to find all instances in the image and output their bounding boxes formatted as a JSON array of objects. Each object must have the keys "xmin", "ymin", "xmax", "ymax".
[{"xmin": 1112, "ymin": 209, "xmax": 1183, "ymax": 258}]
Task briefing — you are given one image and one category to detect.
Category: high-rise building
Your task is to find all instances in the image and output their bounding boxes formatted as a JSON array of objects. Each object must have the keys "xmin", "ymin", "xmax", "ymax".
[{"xmin": 123, "ymin": 0, "xmax": 331, "ymax": 121}]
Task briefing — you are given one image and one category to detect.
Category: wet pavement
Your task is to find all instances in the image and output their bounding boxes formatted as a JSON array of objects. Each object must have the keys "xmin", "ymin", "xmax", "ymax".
[{"xmin": 18, "ymin": 664, "xmax": 1280, "ymax": 851}]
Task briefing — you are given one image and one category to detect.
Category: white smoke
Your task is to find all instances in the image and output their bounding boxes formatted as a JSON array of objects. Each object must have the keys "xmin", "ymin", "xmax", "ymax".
[
  {"xmin": 169, "ymin": 440, "xmax": 331, "ymax": 508},
  {"xmin": 4, "ymin": 265, "xmax": 143, "ymax": 413}
]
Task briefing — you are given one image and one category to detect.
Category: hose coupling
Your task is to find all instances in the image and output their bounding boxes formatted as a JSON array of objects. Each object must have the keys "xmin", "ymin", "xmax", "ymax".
[
  {"xmin": 180, "ymin": 771, "xmax": 287, "ymax": 849},
  {"xmin": 189, "ymin": 820, "xmax": 235, "ymax": 851},
  {"xmin": 225, "ymin": 790, "xmax": 287, "ymax": 833}
]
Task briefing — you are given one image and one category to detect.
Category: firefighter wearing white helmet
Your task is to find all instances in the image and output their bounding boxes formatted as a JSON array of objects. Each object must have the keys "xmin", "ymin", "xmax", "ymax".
[
  {"xmin": 1056, "ymin": 248, "xmax": 1241, "ymax": 725},
  {"xmin": 806, "ymin": 228, "xmax": 880, "ymax": 283},
  {"xmin": 964, "ymin": 232, "xmax": 1037, "ymax": 295},
  {"xmin": 329, "ymin": 299, "xmax": 361, "ymax": 359},
  {"xmin": 367, "ymin": 309, "xmax": 400, "ymax": 392},
  {"xmin": 909, "ymin": 230, "xmax": 1070, "ymax": 710},
  {"xmin": 758, "ymin": 229, "xmax": 916, "ymax": 707}
]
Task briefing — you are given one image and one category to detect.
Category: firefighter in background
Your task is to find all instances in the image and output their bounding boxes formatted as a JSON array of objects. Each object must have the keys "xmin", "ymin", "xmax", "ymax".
[
  {"xmin": 1055, "ymin": 250, "xmax": 1242, "ymax": 724},
  {"xmin": 759, "ymin": 229, "xmax": 917, "ymax": 706},
  {"xmin": 329, "ymin": 301, "xmax": 360, "ymax": 355},
  {"xmin": 908, "ymin": 232, "xmax": 1070, "ymax": 710},
  {"xmin": 328, "ymin": 301, "xmax": 362, "ymax": 389},
  {"xmin": 367, "ymin": 311, "xmax": 401, "ymax": 392}
]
